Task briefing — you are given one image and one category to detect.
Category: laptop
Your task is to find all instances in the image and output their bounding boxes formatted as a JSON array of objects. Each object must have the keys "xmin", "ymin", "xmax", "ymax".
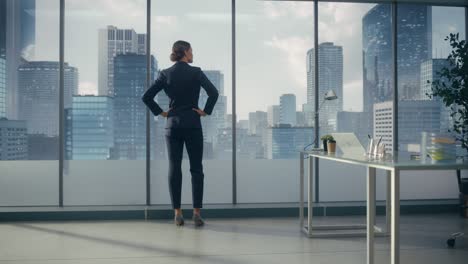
[{"xmin": 331, "ymin": 132, "xmax": 366, "ymax": 156}]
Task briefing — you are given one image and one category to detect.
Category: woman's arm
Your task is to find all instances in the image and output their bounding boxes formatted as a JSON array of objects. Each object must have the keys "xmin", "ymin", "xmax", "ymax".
[
  {"xmin": 198, "ymin": 70, "xmax": 219, "ymax": 115},
  {"xmin": 142, "ymin": 71, "xmax": 167, "ymax": 116}
]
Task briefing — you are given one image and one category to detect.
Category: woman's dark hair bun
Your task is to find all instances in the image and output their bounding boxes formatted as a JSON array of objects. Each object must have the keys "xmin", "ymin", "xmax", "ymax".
[{"xmin": 170, "ymin": 40, "xmax": 191, "ymax": 62}]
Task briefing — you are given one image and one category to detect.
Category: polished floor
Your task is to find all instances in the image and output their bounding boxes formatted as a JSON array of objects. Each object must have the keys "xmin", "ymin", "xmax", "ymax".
[{"xmin": 0, "ymin": 214, "xmax": 467, "ymax": 263}]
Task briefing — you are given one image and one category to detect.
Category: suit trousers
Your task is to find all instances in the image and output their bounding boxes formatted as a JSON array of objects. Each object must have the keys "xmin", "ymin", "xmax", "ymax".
[{"xmin": 165, "ymin": 128, "xmax": 204, "ymax": 209}]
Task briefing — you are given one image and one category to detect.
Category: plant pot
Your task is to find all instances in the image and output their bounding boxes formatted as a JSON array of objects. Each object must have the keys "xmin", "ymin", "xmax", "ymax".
[
  {"xmin": 322, "ymin": 140, "xmax": 328, "ymax": 152},
  {"xmin": 327, "ymin": 141, "xmax": 336, "ymax": 153}
]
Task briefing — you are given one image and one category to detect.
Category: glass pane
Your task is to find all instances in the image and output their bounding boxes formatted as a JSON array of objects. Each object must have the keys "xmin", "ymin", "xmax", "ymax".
[
  {"xmin": 395, "ymin": 5, "xmax": 466, "ymax": 200},
  {"xmin": 318, "ymin": 2, "xmax": 392, "ymax": 202},
  {"xmin": 150, "ymin": 0, "xmax": 232, "ymax": 205},
  {"xmin": 63, "ymin": 0, "xmax": 147, "ymax": 205},
  {"xmin": 237, "ymin": 0, "xmax": 314, "ymax": 203},
  {"xmin": 0, "ymin": 0, "xmax": 59, "ymax": 206},
  {"xmin": 397, "ymin": 5, "xmax": 466, "ymax": 153}
]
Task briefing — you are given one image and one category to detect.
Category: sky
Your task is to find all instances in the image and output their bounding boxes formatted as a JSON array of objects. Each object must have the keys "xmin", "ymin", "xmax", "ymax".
[{"xmin": 33, "ymin": 0, "xmax": 465, "ymax": 120}]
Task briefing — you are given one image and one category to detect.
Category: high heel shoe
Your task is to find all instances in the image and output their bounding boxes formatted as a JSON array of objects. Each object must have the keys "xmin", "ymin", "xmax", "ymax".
[{"xmin": 175, "ymin": 214, "xmax": 184, "ymax": 226}]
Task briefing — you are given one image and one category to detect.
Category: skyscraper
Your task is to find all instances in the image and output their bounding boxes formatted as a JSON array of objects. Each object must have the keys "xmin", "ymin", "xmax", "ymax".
[
  {"xmin": 199, "ymin": 70, "xmax": 226, "ymax": 148},
  {"xmin": 364, "ymin": 4, "xmax": 432, "ymax": 150},
  {"xmin": 296, "ymin": 111, "xmax": 306, "ymax": 127},
  {"xmin": 137, "ymin": 34, "xmax": 147, "ymax": 55},
  {"xmin": 362, "ymin": 4, "xmax": 392, "ymax": 113},
  {"xmin": 3, "ymin": 0, "xmax": 36, "ymax": 119},
  {"xmin": 373, "ymin": 101, "xmax": 393, "ymax": 151},
  {"xmin": 398, "ymin": 100, "xmax": 442, "ymax": 151},
  {"xmin": 306, "ymin": 42, "xmax": 343, "ymax": 133},
  {"xmin": 248, "ymin": 111, "xmax": 267, "ymax": 136},
  {"xmin": 98, "ymin": 26, "xmax": 146, "ymax": 96},
  {"xmin": 374, "ymin": 100, "xmax": 443, "ymax": 151},
  {"xmin": 420, "ymin": 58, "xmax": 452, "ymax": 138},
  {"xmin": 0, "ymin": 118, "xmax": 27, "ymax": 160},
  {"xmin": 397, "ymin": 5, "xmax": 432, "ymax": 100},
  {"xmin": 0, "ymin": 57, "xmax": 5, "ymax": 119},
  {"xmin": 0, "ymin": 1, "xmax": 5, "ymax": 119},
  {"xmin": 0, "ymin": 0, "xmax": 5, "ymax": 57},
  {"xmin": 27, "ymin": 134, "xmax": 58, "ymax": 160},
  {"xmin": 420, "ymin": 59, "xmax": 450, "ymax": 100},
  {"xmin": 267, "ymin": 105, "xmax": 280, "ymax": 127},
  {"xmin": 363, "ymin": 4, "xmax": 432, "ymax": 108},
  {"xmin": 68, "ymin": 95, "xmax": 114, "ymax": 160},
  {"xmin": 17, "ymin": 61, "xmax": 78, "ymax": 136},
  {"xmin": 279, "ymin": 93, "xmax": 297, "ymax": 126},
  {"xmin": 113, "ymin": 53, "xmax": 156, "ymax": 160}
]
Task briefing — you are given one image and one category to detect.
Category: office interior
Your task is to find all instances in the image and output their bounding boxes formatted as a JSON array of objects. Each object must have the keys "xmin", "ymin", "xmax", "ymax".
[{"xmin": 0, "ymin": 0, "xmax": 468, "ymax": 263}]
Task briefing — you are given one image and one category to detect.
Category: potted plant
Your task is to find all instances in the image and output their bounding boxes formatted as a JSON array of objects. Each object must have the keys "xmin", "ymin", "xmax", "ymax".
[
  {"xmin": 327, "ymin": 138, "xmax": 337, "ymax": 153},
  {"xmin": 320, "ymin": 135, "xmax": 334, "ymax": 152},
  {"xmin": 429, "ymin": 33, "xmax": 468, "ymax": 156}
]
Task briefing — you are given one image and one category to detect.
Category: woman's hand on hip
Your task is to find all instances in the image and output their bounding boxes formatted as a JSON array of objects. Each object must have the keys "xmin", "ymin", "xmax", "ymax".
[
  {"xmin": 160, "ymin": 108, "xmax": 172, "ymax": 117},
  {"xmin": 192, "ymin": 108, "xmax": 207, "ymax": 116}
]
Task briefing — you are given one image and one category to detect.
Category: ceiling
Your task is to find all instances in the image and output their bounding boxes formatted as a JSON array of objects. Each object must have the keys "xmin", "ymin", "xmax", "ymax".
[{"xmin": 264, "ymin": 0, "xmax": 468, "ymax": 7}]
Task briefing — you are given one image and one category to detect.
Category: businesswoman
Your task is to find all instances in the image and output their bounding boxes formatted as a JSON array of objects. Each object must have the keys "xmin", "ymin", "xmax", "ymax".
[{"xmin": 142, "ymin": 40, "xmax": 219, "ymax": 227}]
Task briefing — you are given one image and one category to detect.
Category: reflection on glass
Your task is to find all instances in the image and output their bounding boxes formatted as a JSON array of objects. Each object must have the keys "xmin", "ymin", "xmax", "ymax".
[{"xmin": 397, "ymin": 5, "xmax": 466, "ymax": 152}]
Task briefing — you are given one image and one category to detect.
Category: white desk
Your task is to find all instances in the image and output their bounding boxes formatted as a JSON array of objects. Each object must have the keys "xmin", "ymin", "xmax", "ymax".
[{"xmin": 299, "ymin": 150, "xmax": 468, "ymax": 264}]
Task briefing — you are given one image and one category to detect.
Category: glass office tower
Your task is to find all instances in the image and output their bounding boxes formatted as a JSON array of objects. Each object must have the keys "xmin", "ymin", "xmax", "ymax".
[
  {"xmin": 363, "ymin": 4, "xmax": 431, "ymax": 108},
  {"xmin": 68, "ymin": 95, "xmax": 114, "ymax": 160},
  {"xmin": 0, "ymin": 118, "xmax": 27, "ymax": 160},
  {"xmin": 17, "ymin": 61, "xmax": 77, "ymax": 136},
  {"xmin": 306, "ymin": 42, "xmax": 343, "ymax": 133},
  {"xmin": 0, "ymin": 58, "xmax": 5, "ymax": 119},
  {"xmin": 113, "ymin": 53, "xmax": 156, "ymax": 160}
]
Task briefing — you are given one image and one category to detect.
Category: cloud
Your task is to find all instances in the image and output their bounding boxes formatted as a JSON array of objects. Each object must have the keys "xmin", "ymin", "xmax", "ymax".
[
  {"xmin": 21, "ymin": 44, "xmax": 35, "ymax": 61},
  {"xmin": 78, "ymin": 81, "xmax": 98, "ymax": 96},
  {"xmin": 65, "ymin": 0, "xmax": 145, "ymax": 18},
  {"xmin": 318, "ymin": 3, "xmax": 370, "ymax": 41},
  {"xmin": 153, "ymin": 16, "xmax": 178, "ymax": 29},
  {"xmin": 263, "ymin": 2, "xmax": 313, "ymax": 20},
  {"xmin": 186, "ymin": 13, "xmax": 231, "ymax": 23},
  {"xmin": 264, "ymin": 36, "xmax": 313, "ymax": 91}
]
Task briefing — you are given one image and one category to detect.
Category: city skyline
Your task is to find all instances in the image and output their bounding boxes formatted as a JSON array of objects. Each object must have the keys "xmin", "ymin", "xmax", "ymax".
[
  {"xmin": 1, "ymin": 1, "xmax": 466, "ymax": 160},
  {"xmin": 33, "ymin": 1, "xmax": 463, "ymax": 121}
]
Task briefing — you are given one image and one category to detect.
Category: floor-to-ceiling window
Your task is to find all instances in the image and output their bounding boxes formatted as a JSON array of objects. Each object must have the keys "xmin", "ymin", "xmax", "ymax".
[
  {"xmin": 317, "ymin": 2, "xmax": 393, "ymax": 202},
  {"xmin": 150, "ymin": 0, "xmax": 232, "ymax": 205},
  {"xmin": 0, "ymin": 0, "xmax": 59, "ymax": 206},
  {"xmin": 396, "ymin": 4, "xmax": 466, "ymax": 199},
  {"xmin": 397, "ymin": 4, "xmax": 466, "ymax": 151},
  {"xmin": 236, "ymin": 0, "xmax": 314, "ymax": 203},
  {"xmin": 63, "ymin": 0, "xmax": 147, "ymax": 205},
  {"xmin": 0, "ymin": 0, "xmax": 466, "ymax": 208}
]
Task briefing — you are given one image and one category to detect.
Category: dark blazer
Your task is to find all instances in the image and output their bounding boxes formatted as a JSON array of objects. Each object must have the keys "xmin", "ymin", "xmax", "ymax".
[{"xmin": 142, "ymin": 61, "xmax": 219, "ymax": 129}]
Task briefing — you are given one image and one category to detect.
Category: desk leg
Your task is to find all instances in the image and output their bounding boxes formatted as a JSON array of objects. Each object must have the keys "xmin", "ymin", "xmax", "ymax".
[
  {"xmin": 386, "ymin": 170, "xmax": 391, "ymax": 234},
  {"xmin": 391, "ymin": 168, "xmax": 400, "ymax": 264},
  {"xmin": 307, "ymin": 155, "xmax": 314, "ymax": 236},
  {"xmin": 367, "ymin": 167, "xmax": 376, "ymax": 264},
  {"xmin": 300, "ymin": 152, "xmax": 304, "ymax": 229}
]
